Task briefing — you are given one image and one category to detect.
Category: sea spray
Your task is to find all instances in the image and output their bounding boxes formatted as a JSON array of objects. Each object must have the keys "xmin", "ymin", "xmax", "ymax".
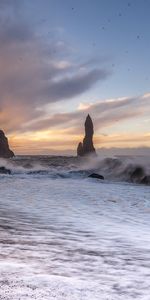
[{"xmin": 0, "ymin": 155, "xmax": 149, "ymax": 184}]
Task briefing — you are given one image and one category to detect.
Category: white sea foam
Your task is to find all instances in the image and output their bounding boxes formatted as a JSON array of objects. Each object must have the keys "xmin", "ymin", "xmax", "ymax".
[
  {"xmin": 0, "ymin": 155, "xmax": 150, "ymax": 183},
  {"xmin": 0, "ymin": 156, "xmax": 150, "ymax": 299}
]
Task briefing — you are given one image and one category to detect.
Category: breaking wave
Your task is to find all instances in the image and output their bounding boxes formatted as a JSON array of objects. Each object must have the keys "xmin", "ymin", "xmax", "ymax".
[{"xmin": 0, "ymin": 155, "xmax": 150, "ymax": 184}]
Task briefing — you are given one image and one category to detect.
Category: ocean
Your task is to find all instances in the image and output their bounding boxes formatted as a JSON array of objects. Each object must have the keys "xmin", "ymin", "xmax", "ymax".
[{"xmin": 0, "ymin": 155, "xmax": 150, "ymax": 300}]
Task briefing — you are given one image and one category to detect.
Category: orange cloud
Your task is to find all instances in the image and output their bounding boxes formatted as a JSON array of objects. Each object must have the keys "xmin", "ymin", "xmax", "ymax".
[{"xmin": 8, "ymin": 128, "xmax": 150, "ymax": 155}]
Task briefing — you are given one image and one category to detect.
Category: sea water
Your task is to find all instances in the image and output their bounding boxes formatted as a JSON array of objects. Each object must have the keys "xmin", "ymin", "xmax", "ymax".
[{"xmin": 0, "ymin": 156, "xmax": 150, "ymax": 300}]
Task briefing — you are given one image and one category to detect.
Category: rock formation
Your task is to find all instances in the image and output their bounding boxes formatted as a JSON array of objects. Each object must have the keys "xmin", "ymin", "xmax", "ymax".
[
  {"xmin": 77, "ymin": 142, "xmax": 83, "ymax": 156},
  {"xmin": 130, "ymin": 166, "xmax": 144, "ymax": 183},
  {"xmin": 88, "ymin": 173, "xmax": 104, "ymax": 180},
  {"xmin": 77, "ymin": 114, "xmax": 96, "ymax": 156},
  {"xmin": 0, "ymin": 130, "xmax": 14, "ymax": 158},
  {"xmin": 0, "ymin": 166, "xmax": 11, "ymax": 174},
  {"xmin": 141, "ymin": 175, "xmax": 150, "ymax": 185}
]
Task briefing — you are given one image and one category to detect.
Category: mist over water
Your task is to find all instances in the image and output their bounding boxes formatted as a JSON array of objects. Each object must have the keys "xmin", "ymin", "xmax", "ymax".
[
  {"xmin": 0, "ymin": 155, "xmax": 150, "ymax": 299},
  {"xmin": 0, "ymin": 155, "xmax": 150, "ymax": 183}
]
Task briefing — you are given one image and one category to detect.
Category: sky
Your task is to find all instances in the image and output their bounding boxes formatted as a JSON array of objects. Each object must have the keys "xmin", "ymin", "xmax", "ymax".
[{"xmin": 0, "ymin": 0, "xmax": 150, "ymax": 155}]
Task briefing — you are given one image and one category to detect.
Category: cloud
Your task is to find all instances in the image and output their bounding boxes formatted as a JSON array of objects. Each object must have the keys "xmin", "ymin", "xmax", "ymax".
[
  {"xmin": 1, "ymin": 1, "xmax": 149, "ymax": 154},
  {"xmin": 78, "ymin": 103, "xmax": 91, "ymax": 110},
  {"xmin": 41, "ymin": 69, "xmax": 109, "ymax": 102},
  {"xmin": 0, "ymin": 23, "xmax": 34, "ymax": 44},
  {"xmin": 0, "ymin": 2, "xmax": 110, "ymax": 134},
  {"xmin": 8, "ymin": 90, "xmax": 150, "ymax": 153},
  {"xmin": 22, "ymin": 93, "xmax": 150, "ymax": 134},
  {"xmin": 10, "ymin": 130, "xmax": 150, "ymax": 155}
]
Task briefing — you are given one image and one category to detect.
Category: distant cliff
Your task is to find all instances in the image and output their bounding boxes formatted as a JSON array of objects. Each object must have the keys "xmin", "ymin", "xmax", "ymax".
[
  {"xmin": 77, "ymin": 114, "xmax": 96, "ymax": 156},
  {"xmin": 0, "ymin": 130, "xmax": 14, "ymax": 158}
]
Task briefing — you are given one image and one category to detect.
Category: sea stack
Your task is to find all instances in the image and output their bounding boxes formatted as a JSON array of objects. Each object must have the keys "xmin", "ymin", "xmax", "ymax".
[
  {"xmin": 0, "ymin": 130, "xmax": 14, "ymax": 158},
  {"xmin": 77, "ymin": 114, "xmax": 96, "ymax": 157}
]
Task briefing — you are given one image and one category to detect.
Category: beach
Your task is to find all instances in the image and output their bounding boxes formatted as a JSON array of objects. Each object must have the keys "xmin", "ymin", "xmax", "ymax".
[{"xmin": 0, "ymin": 156, "xmax": 149, "ymax": 299}]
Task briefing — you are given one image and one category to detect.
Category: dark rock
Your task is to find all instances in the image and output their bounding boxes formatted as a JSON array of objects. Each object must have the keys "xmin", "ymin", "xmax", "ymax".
[
  {"xmin": 0, "ymin": 166, "xmax": 11, "ymax": 174},
  {"xmin": 140, "ymin": 175, "xmax": 150, "ymax": 185},
  {"xmin": 88, "ymin": 173, "xmax": 104, "ymax": 180},
  {"xmin": 0, "ymin": 130, "xmax": 14, "ymax": 158},
  {"xmin": 77, "ymin": 142, "xmax": 84, "ymax": 156},
  {"xmin": 77, "ymin": 114, "xmax": 96, "ymax": 156},
  {"xmin": 130, "ymin": 166, "xmax": 144, "ymax": 183}
]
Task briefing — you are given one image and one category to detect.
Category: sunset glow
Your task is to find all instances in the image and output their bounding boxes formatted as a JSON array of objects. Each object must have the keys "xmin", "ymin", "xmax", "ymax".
[{"xmin": 0, "ymin": 0, "xmax": 149, "ymax": 155}]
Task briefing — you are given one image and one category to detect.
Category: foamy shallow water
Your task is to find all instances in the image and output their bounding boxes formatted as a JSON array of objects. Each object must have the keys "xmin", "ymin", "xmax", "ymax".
[{"xmin": 0, "ymin": 172, "xmax": 150, "ymax": 299}]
